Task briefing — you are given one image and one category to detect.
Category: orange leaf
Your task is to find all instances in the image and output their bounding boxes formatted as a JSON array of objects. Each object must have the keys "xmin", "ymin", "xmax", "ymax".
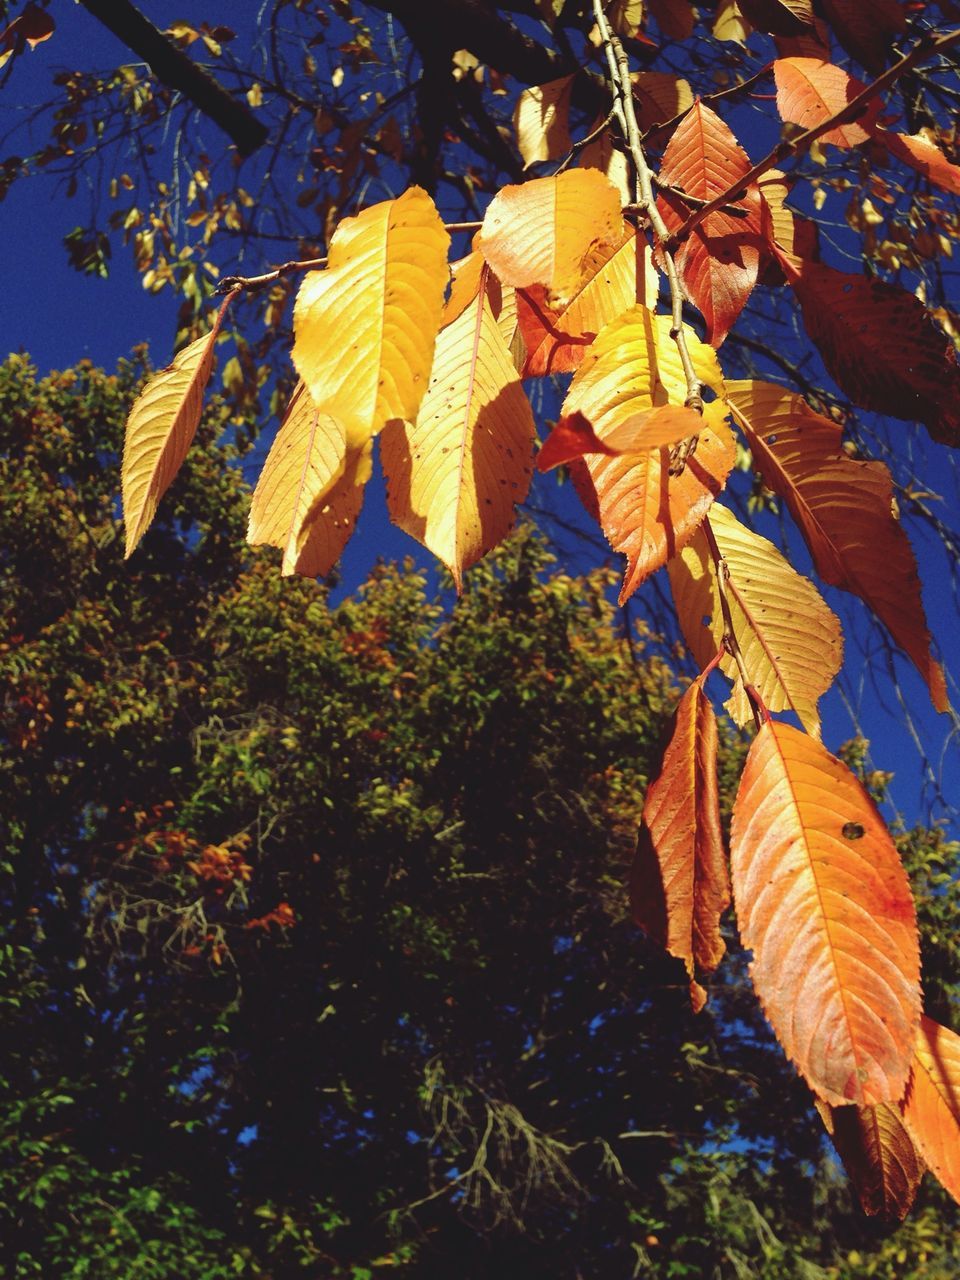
[
  {"xmin": 538, "ymin": 404, "xmax": 702, "ymax": 471},
  {"xmin": 122, "ymin": 304, "xmax": 227, "ymax": 557},
  {"xmin": 669, "ymin": 504, "xmax": 842, "ymax": 737},
  {"xmin": 476, "ymin": 169, "xmax": 624, "ymax": 308},
  {"xmin": 785, "ymin": 259, "xmax": 960, "ymax": 447},
  {"xmin": 517, "ymin": 227, "xmax": 659, "ymax": 377},
  {"xmin": 877, "ymin": 129, "xmax": 960, "ymax": 196},
  {"xmin": 773, "ymin": 57, "xmax": 878, "ymax": 149},
  {"xmin": 656, "ymin": 101, "xmax": 764, "ymax": 346},
  {"xmin": 575, "ymin": 399, "xmax": 735, "ymax": 604},
  {"xmin": 730, "ymin": 720, "xmax": 921, "ymax": 1106},
  {"xmin": 381, "ymin": 264, "xmax": 535, "ymax": 591},
  {"xmin": 292, "ymin": 187, "xmax": 449, "ymax": 445},
  {"xmin": 514, "ymin": 76, "xmax": 574, "ymax": 167},
  {"xmin": 757, "ymin": 169, "xmax": 819, "ymax": 275},
  {"xmin": 816, "ymin": 1100, "xmax": 923, "ymax": 1220},
  {"xmin": 725, "ymin": 380, "xmax": 948, "ymax": 713},
  {"xmin": 902, "ymin": 1015, "xmax": 960, "ymax": 1206},
  {"xmin": 631, "ymin": 675, "xmax": 730, "ymax": 1012}
]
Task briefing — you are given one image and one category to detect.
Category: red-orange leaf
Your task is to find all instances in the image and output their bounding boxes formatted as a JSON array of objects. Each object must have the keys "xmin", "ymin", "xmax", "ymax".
[
  {"xmin": 902, "ymin": 1015, "xmax": 960, "ymax": 1206},
  {"xmin": 725, "ymin": 379, "xmax": 948, "ymax": 713},
  {"xmin": 785, "ymin": 259, "xmax": 960, "ymax": 447},
  {"xmin": 773, "ymin": 58, "xmax": 878, "ymax": 149},
  {"xmin": 538, "ymin": 405, "xmax": 703, "ymax": 472},
  {"xmin": 631, "ymin": 675, "xmax": 730, "ymax": 1012},
  {"xmin": 730, "ymin": 720, "xmax": 921, "ymax": 1106},
  {"xmin": 816, "ymin": 1100, "xmax": 923, "ymax": 1220},
  {"xmin": 877, "ymin": 129, "xmax": 960, "ymax": 196},
  {"xmin": 656, "ymin": 101, "xmax": 764, "ymax": 346}
]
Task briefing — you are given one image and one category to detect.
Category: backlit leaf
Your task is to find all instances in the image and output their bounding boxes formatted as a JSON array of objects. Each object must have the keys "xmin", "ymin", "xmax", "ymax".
[
  {"xmin": 517, "ymin": 228, "xmax": 660, "ymax": 377},
  {"xmin": 877, "ymin": 129, "xmax": 960, "ymax": 196},
  {"xmin": 381, "ymin": 264, "xmax": 535, "ymax": 591},
  {"xmin": 122, "ymin": 305, "xmax": 226, "ymax": 557},
  {"xmin": 668, "ymin": 504, "xmax": 842, "ymax": 737},
  {"xmin": 538, "ymin": 404, "xmax": 702, "ymax": 471},
  {"xmin": 902, "ymin": 1016, "xmax": 960, "ymax": 1206},
  {"xmin": 656, "ymin": 101, "xmax": 764, "ymax": 346},
  {"xmin": 286, "ymin": 444, "xmax": 370, "ymax": 579},
  {"xmin": 730, "ymin": 720, "xmax": 921, "ymax": 1105},
  {"xmin": 477, "ymin": 169, "xmax": 624, "ymax": 308},
  {"xmin": 757, "ymin": 169, "xmax": 819, "ymax": 273},
  {"xmin": 816, "ymin": 1100, "xmax": 923, "ymax": 1220},
  {"xmin": 631, "ymin": 675, "xmax": 730, "ymax": 1012},
  {"xmin": 631, "ymin": 72, "xmax": 693, "ymax": 129},
  {"xmin": 773, "ymin": 58, "xmax": 878, "ymax": 149},
  {"xmin": 292, "ymin": 186, "xmax": 449, "ymax": 444},
  {"xmin": 514, "ymin": 76, "xmax": 574, "ymax": 168},
  {"xmin": 712, "ymin": 0, "xmax": 752, "ymax": 44},
  {"xmin": 725, "ymin": 379, "xmax": 948, "ymax": 713},
  {"xmin": 574, "ymin": 397, "xmax": 735, "ymax": 604},
  {"xmin": 608, "ymin": 0, "xmax": 645, "ymax": 38},
  {"xmin": 785, "ymin": 259, "xmax": 960, "ymax": 447}
]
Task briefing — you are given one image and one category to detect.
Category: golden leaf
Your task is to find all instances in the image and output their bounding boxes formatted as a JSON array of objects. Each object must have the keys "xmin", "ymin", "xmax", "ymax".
[{"xmin": 514, "ymin": 76, "xmax": 574, "ymax": 168}]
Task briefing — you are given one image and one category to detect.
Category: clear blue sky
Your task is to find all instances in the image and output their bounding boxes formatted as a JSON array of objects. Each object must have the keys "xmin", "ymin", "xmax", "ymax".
[{"xmin": 2, "ymin": 0, "xmax": 957, "ymax": 832}]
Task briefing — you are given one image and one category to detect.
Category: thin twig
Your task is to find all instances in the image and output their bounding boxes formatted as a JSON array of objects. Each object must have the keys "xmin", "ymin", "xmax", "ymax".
[
  {"xmin": 671, "ymin": 25, "xmax": 960, "ymax": 247},
  {"xmin": 555, "ymin": 108, "xmax": 616, "ymax": 175}
]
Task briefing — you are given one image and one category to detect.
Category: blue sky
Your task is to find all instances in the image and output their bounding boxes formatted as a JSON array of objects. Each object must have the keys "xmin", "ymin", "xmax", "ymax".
[{"xmin": 1, "ymin": 0, "xmax": 957, "ymax": 832}]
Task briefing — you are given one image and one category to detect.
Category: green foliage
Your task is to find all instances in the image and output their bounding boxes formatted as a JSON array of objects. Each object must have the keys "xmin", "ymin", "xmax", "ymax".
[{"xmin": 0, "ymin": 354, "xmax": 958, "ymax": 1277}]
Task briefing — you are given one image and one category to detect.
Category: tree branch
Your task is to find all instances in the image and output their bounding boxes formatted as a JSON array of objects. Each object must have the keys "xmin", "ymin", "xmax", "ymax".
[{"xmin": 77, "ymin": 0, "xmax": 269, "ymax": 157}]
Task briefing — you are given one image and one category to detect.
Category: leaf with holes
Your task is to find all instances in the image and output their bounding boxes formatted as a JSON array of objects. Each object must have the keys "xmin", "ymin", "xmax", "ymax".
[
  {"xmin": 514, "ymin": 76, "xmax": 574, "ymax": 167},
  {"xmin": 631, "ymin": 674, "xmax": 730, "ymax": 1012},
  {"xmin": 725, "ymin": 379, "xmax": 947, "ymax": 713},
  {"xmin": 122, "ymin": 303, "xmax": 227, "ymax": 557},
  {"xmin": 816, "ymin": 1101, "xmax": 923, "ymax": 1220},
  {"xmin": 292, "ymin": 186, "xmax": 449, "ymax": 445},
  {"xmin": 381, "ymin": 263, "xmax": 535, "ymax": 591},
  {"xmin": 785, "ymin": 259, "xmax": 960, "ymax": 447},
  {"xmin": 730, "ymin": 720, "xmax": 921, "ymax": 1106},
  {"xmin": 477, "ymin": 169, "xmax": 624, "ymax": 308},
  {"xmin": 668, "ymin": 503, "xmax": 842, "ymax": 737},
  {"xmin": 517, "ymin": 228, "xmax": 659, "ymax": 378},
  {"xmin": 773, "ymin": 57, "xmax": 878, "ymax": 148},
  {"xmin": 656, "ymin": 101, "xmax": 764, "ymax": 345},
  {"xmin": 902, "ymin": 1015, "xmax": 960, "ymax": 1206}
]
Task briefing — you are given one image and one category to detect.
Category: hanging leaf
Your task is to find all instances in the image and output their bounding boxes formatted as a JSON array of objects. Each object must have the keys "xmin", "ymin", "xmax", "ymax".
[
  {"xmin": 122, "ymin": 303, "xmax": 227, "ymax": 558},
  {"xmin": 631, "ymin": 674, "xmax": 730, "ymax": 1012},
  {"xmin": 712, "ymin": 0, "xmax": 752, "ymax": 44},
  {"xmin": 608, "ymin": 0, "xmax": 645, "ymax": 38},
  {"xmin": 381, "ymin": 264, "xmax": 535, "ymax": 591},
  {"xmin": 517, "ymin": 228, "xmax": 659, "ymax": 378},
  {"xmin": 647, "ymin": 0, "xmax": 695, "ymax": 39},
  {"xmin": 476, "ymin": 169, "xmax": 624, "ymax": 308},
  {"xmin": 757, "ymin": 169, "xmax": 819, "ymax": 274},
  {"xmin": 820, "ymin": 0, "xmax": 907, "ymax": 74},
  {"xmin": 631, "ymin": 72, "xmax": 693, "ymax": 130},
  {"xmin": 292, "ymin": 186, "xmax": 449, "ymax": 442},
  {"xmin": 816, "ymin": 1100, "xmax": 923, "ymax": 1220},
  {"xmin": 902, "ymin": 1016, "xmax": 960, "ymax": 1206},
  {"xmin": 538, "ymin": 404, "xmax": 702, "ymax": 471},
  {"xmin": 738, "ymin": 0, "xmax": 813, "ymax": 35},
  {"xmin": 445, "ymin": 253, "xmax": 523, "ymax": 366},
  {"xmin": 730, "ymin": 720, "xmax": 921, "ymax": 1106},
  {"xmin": 656, "ymin": 101, "xmax": 764, "ymax": 346},
  {"xmin": 773, "ymin": 57, "xmax": 878, "ymax": 149},
  {"xmin": 668, "ymin": 503, "xmax": 842, "ymax": 737},
  {"xmin": 785, "ymin": 259, "xmax": 960, "ymax": 447},
  {"xmin": 725, "ymin": 380, "xmax": 948, "ymax": 713},
  {"xmin": 514, "ymin": 76, "xmax": 574, "ymax": 168},
  {"xmin": 574, "ymin": 398, "xmax": 735, "ymax": 603},
  {"xmin": 877, "ymin": 129, "xmax": 960, "ymax": 196},
  {"xmin": 248, "ymin": 381, "xmax": 369, "ymax": 577},
  {"xmin": 285, "ymin": 444, "xmax": 369, "ymax": 579}
]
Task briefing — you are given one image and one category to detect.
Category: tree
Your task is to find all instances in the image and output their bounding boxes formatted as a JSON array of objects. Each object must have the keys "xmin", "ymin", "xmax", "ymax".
[
  {"xmin": 2, "ymin": 351, "xmax": 960, "ymax": 1277},
  {"xmin": 3, "ymin": 0, "xmax": 960, "ymax": 1239}
]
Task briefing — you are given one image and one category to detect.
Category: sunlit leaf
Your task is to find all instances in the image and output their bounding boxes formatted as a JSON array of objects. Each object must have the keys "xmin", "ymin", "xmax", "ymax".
[
  {"xmin": 608, "ymin": 0, "xmax": 645, "ymax": 39},
  {"xmin": 122, "ymin": 305, "xmax": 226, "ymax": 557},
  {"xmin": 285, "ymin": 444, "xmax": 370, "ymax": 579},
  {"xmin": 514, "ymin": 76, "xmax": 574, "ymax": 168},
  {"xmin": 773, "ymin": 57, "xmax": 878, "ymax": 148},
  {"xmin": 730, "ymin": 720, "xmax": 921, "ymax": 1106},
  {"xmin": 712, "ymin": 0, "xmax": 752, "ymax": 44},
  {"xmin": 656, "ymin": 101, "xmax": 764, "ymax": 345},
  {"xmin": 477, "ymin": 169, "xmax": 624, "ymax": 308},
  {"xmin": 902, "ymin": 1016, "xmax": 960, "ymax": 1206},
  {"xmin": 292, "ymin": 186, "xmax": 449, "ymax": 443},
  {"xmin": 725, "ymin": 379, "xmax": 948, "ymax": 713},
  {"xmin": 631, "ymin": 674, "xmax": 730, "ymax": 1012},
  {"xmin": 538, "ymin": 404, "xmax": 702, "ymax": 471},
  {"xmin": 668, "ymin": 503, "xmax": 842, "ymax": 737},
  {"xmin": 381, "ymin": 264, "xmax": 535, "ymax": 591},
  {"xmin": 816, "ymin": 1100, "xmax": 923, "ymax": 1220},
  {"xmin": 877, "ymin": 129, "xmax": 960, "ymax": 196}
]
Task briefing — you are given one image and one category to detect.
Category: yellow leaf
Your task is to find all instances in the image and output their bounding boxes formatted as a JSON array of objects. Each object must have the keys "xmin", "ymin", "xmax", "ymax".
[
  {"xmin": 514, "ymin": 76, "xmax": 574, "ymax": 167},
  {"xmin": 381, "ymin": 263, "xmax": 535, "ymax": 590},
  {"xmin": 246, "ymin": 82, "xmax": 263, "ymax": 108},
  {"xmin": 713, "ymin": 0, "xmax": 752, "ymax": 43},
  {"xmin": 608, "ymin": 0, "xmax": 645, "ymax": 37},
  {"xmin": 477, "ymin": 169, "xmax": 624, "ymax": 308},
  {"xmin": 668, "ymin": 503, "xmax": 842, "ymax": 736},
  {"xmin": 902, "ymin": 1016, "xmax": 960, "ymax": 1206},
  {"xmin": 292, "ymin": 187, "xmax": 449, "ymax": 446},
  {"xmin": 248, "ymin": 381, "xmax": 368, "ymax": 576},
  {"xmin": 287, "ymin": 444, "xmax": 370, "ymax": 579},
  {"xmin": 122, "ymin": 306, "xmax": 226, "ymax": 557},
  {"xmin": 725, "ymin": 379, "xmax": 948, "ymax": 713},
  {"xmin": 731, "ymin": 721, "xmax": 920, "ymax": 1105}
]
